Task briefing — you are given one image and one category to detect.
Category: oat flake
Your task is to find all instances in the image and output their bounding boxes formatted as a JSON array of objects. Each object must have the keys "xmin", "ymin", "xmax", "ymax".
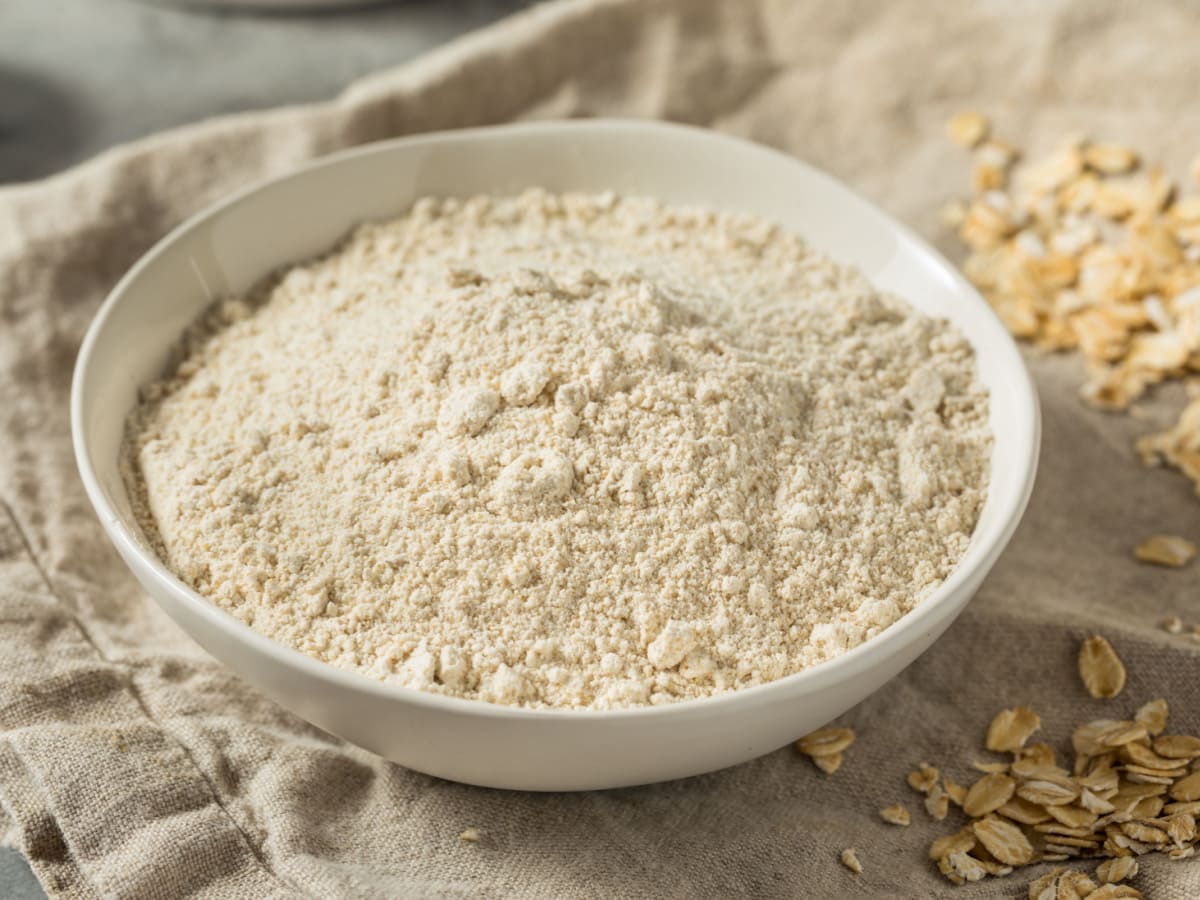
[{"xmin": 1079, "ymin": 635, "xmax": 1127, "ymax": 700}]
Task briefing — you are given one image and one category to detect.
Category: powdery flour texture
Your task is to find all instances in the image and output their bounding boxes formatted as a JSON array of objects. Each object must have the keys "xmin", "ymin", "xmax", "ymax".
[{"xmin": 125, "ymin": 191, "xmax": 991, "ymax": 710}]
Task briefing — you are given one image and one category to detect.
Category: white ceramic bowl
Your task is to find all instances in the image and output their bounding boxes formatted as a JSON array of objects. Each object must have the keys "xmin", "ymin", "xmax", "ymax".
[{"xmin": 72, "ymin": 120, "xmax": 1039, "ymax": 791}]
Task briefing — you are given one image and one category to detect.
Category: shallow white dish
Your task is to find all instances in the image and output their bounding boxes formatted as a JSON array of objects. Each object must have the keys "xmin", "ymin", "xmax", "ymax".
[{"xmin": 72, "ymin": 120, "xmax": 1039, "ymax": 791}]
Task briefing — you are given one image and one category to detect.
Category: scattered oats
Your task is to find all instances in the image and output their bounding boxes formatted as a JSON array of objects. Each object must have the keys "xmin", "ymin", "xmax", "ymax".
[
  {"xmin": 944, "ymin": 776, "xmax": 968, "ymax": 807},
  {"xmin": 998, "ymin": 796, "xmax": 1053, "ymax": 825},
  {"xmin": 977, "ymin": 139, "xmax": 1019, "ymax": 171},
  {"xmin": 1028, "ymin": 868, "xmax": 1068, "ymax": 899},
  {"xmin": 947, "ymin": 111, "xmax": 990, "ymax": 148},
  {"xmin": 1134, "ymin": 534, "xmax": 1197, "ymax": 568},
  {"xmin": 796, "ymin": 727, "xmax": 855, "ymax": 758},
  {"xmin": 925, "ymin": 784, "xmax": 950, "ymax": 822},
  {"xmin": 840, "ymin": 848, "xmax": 863, "ymax": 874},
  {"xmin": 1096, "ymin": 855, "xmax": 1138, "ymax": 883},
  {"xmin": 1086, "ymin": 884, "xmax": 1144, "ymax": 900},
  {"xmin": 972, "ymin": 160, "xmax": 1007, "ymax": 193},
  {"xmin": 1123, "ymin": 766, "xmax": 1177, "ymax": 784},
  {"xmin": 1154, "ymin": 734, "xmax": 1200, "ymax": 759},
  {"xmin": 1078, "ymin": 765, "xmax": 1120, "ymax": 794},
  {"xmin": 939, "ymin": 850, "xmax": 988, "ymax": 884},
  {"xmin": 1043, "ymin": 805, "xmax": 1098, "ymax": 830},
  {"xmin": 1079, "ymin": 635, "xmax": 1127, "ymax": 699},
  {"xmin": 1113, "ymin": 781, "xmax": 1169, "ymax": 807},
  {"xmin": 1043, "ymin": 842, "xmax": 1086, "ymax": 858},
  {"xmin": 977, "ymin": 859, "xmax": 1013, "ymax": 877},
  {"xmin": 1023, "ymin": 144, "xmax": 1084, "ymax": 195},
  {"xmin": 1123, "ymin": 741, "xmax": 1181, "ymax": 771},
  {"xmin": 1074, "ymin": 719, "xmax": 1125, "ymax": 756},
  {"xmin": 908, "ymin": 763, "xmax": 940, "ymax": 794},
  {"xmin": 987, "ymin": 706, "xmax": 1042, "ymax": 752},
  {"xmin": 1098, "ymin": 721, "xmax": 1148, "ymax": 748},
  {"xmin": 1137, "ymin": 396, "xmax": 1200, "ymax": 498},
  {"xmin": 929, "ymin": 827, "xmax": 976, "ymax": 861},
  {"xmin": 1170, "ymin": 770, "xmax": 1200, "ymax": 802},
  {"xmin": 1011, "ymin": 742, "xmax": 1058, "ymax": 778},
  {"xmin": 947, "ymin": 129, "xmax": 1200, "ymax": 496},
  {"xmin": 1165, "ymin": 811, "xmax": 1197, "ymax": 846},
  {"xmin": 1046, "ymin": 870, "xmax": 1099, "ymax": 897},
  {"xmin": 886, "ymin": 601, "xmax": 1200, "ymax": 896},
  {"xmin": 1036, "ymin": 822, "xmax": 1094, "ymax": 840},
  {"xmin": 796, "ymin": 728, "xmax": 852, "ymax": 775},
  {"xmin": 963, "ymin": 772, "xmax": 1017, "ymax": 817},
  {"xmin": 1172, "ymin": 194, "xmax": 1200, "ymax": 221},
  {"xmin": 1085, "ymin": 143, "xmax": 1139, "ymax": 175},
  {"xmin": 1127, "ymin": 794, "xmax": 1168, "ymax": 818},
  {"xmin": 1018, "ymin": 774, "xmax": 1080, "ymax": 806},
  {"xmin": 1161, "ymin": 615, "xmax": 1184, "ymax": 634},
  {"xmin": 1135, "ymin": 698, "xmax": 1169, "ymax": 736},
  {"xmin": 940, "ymin": 199, "xmax": 968, "ymax": 228},
  {"xmin": 459, "ymin": 827, "xmax": 481, "ymax": 843},
  {"xmin": 813, "ymin": 752, "xmax": 843, "ymax": 776},
  {"xmin": 1120, "ymin": 821, "xmax": 1169, "ymax": 844},
  {"xmin": 879, "ymin": 804, "xmax": 911, "ymax": 826},
  {"xmin": 972, "ymin": 814, "xmax": 1035, "ymax": 866},
  {"xmin": 960, "ymin": 198, "xmax": 1017, "ymax": 249}
]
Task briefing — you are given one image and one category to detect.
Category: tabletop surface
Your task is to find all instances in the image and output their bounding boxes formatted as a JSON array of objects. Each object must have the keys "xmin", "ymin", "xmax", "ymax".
[{"xmin": 0, "ymin": 0, "xmax": 526, "ymax": 893}]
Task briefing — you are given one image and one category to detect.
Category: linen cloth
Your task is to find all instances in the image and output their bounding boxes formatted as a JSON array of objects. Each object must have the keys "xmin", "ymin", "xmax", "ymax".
[{"xmin": 2, "ymin": 0, "xmax": 1199, "ymax": 896}]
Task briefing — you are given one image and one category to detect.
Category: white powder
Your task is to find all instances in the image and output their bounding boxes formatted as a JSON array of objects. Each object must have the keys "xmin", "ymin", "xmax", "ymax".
[{"xmin": 124, "ymin": 190, "xmax": 991, "ymax": 710}]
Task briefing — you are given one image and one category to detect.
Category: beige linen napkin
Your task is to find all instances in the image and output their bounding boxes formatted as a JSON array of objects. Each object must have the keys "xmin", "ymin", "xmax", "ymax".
[{"xmin": 2, "ymin": 0, "xmax": 1199, "ymax": 896}]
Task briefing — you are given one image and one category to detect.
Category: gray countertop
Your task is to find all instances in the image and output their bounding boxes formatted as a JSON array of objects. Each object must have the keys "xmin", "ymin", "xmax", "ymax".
[
  {"xmin": 0, "ymin": 0, "xmax": 527, "ymax": 893},
  {"xmin": 0, "ymin": 0, "xmax": 528, "ymax": 183}
]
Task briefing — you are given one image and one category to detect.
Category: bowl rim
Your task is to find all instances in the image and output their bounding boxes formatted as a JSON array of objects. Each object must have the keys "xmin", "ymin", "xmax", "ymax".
[{"xmin": 71, "ymin": 118, "xmax": 1041, "ymax": 723}]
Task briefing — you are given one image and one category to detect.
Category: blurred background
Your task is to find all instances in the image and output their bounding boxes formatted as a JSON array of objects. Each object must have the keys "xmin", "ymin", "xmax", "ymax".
[{"xmin": 0, "ymin": 0, "xmax": 532, "ymax": 184}]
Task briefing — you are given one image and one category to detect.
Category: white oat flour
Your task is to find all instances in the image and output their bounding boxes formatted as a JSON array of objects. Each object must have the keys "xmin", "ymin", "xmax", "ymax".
[{"xmin": 124, "ymin": 191, "xmax": 992, "ymax": 710}]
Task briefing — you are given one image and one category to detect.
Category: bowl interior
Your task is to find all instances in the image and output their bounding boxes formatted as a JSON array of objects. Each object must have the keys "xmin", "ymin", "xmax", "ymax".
[{"xmin": 74, "ymin": 120, "xmax": 1037, "ymax": 702}]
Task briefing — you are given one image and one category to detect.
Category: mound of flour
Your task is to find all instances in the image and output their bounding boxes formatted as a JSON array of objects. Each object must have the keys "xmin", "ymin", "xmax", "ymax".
[{"xmin": 125, "ymin": 190, "xmax": 991, "ymax": 710}]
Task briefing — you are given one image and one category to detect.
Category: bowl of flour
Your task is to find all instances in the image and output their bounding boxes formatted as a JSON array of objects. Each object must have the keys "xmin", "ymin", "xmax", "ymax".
[{"xmin": 73, "ymin": 121, "xmax": 1039, "ymax": 790}]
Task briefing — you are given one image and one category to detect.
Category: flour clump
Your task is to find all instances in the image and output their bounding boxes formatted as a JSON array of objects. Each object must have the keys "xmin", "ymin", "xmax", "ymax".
[{"xmin": 124, "ymin": 190, "xmax": 991, "ymax": 710}]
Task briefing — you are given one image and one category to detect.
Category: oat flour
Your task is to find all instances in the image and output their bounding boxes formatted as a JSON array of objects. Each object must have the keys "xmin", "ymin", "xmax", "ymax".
[{"xmin": 125, "ymin": 191, "xmax": 991, "ymax": 710}]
